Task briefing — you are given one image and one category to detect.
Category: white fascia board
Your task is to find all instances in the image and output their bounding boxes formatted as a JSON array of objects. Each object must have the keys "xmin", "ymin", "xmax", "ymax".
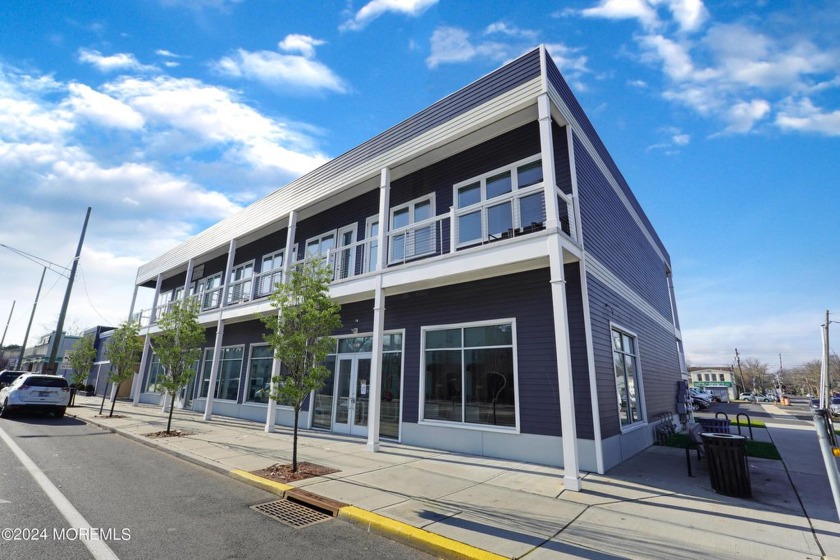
[{"xmin": 137, "ymin": 78, "xmax": 543, "ymax": 286}]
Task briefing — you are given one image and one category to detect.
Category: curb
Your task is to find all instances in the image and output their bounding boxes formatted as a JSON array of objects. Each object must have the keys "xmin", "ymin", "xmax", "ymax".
[
  {"xmin": 73, "ymin": 409, "xmax": 501, "ymax": 559},
  {"xmin": 339, "ymin": 506, "xmax": 507, "ymax": 560}
]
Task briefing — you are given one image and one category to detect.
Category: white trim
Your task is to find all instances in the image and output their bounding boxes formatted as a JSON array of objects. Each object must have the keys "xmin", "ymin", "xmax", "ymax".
[
  {"xmin": 243, "ymin": 343, "xmax": 273, "ymax": 404},
  {"xmin": 364, "ymin": 215, "xmax": 380, "ymax": 273},
  {"xmin": 609, "ymin": 322, "xmax": 646, "ymax": 432},
  {"xmin": 585, "ymin": 254, "xmax": 674, "ymax": 334},
  {"xmin": 418, "ymin": 318, "xmax": 520, "ymax": 433}
]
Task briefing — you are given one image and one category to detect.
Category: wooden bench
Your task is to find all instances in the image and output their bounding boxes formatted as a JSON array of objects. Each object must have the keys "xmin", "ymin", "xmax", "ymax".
[{"xmin": 686, "ymin": 423, "xmax": 705, "ymax": 477}]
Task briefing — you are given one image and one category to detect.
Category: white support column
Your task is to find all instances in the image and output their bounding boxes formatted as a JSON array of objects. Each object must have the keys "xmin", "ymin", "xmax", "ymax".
[
  {"xmin": 220, "ymin": 240, "xmax": 237, "ymax": 309},
  {"xmin": 203, "ymin": 320, "xmax": 224, "ymax": 421},
  {"xmin": 366, "ymin": 168, "xmax": 391, "ymax": 452},
  {"xmin": 538, "ymin": 94, "xmax": 562, "ymax": 231},
  {"xmin": 183, "ymin": 258, "xmax": 194, "ymax": 300},
  {"xmin": 548, "ymin": 235, "xmax": 582, "ymax": 491},
  {"xmin": 132, "ymin": 274, "xmax": 162, "ymax": 405},
  {"xmin": 127, "ymin": 286, "xmax": 138, "ymax": 323},
  {"xmin": 132, "ymin": 334, "xmax": 151, "ymax": 406},
  {"xmin": 265, "ymin": 211, "xmax": 297, "ymax": 433}
]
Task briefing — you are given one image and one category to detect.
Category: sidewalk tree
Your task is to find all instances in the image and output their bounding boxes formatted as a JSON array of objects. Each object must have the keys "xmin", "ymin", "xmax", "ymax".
[
  {"xmin": 152, "ymin": 299, "xmax": 204, "ymax": 434},
  {"xmin": 104, "ymin": 321, "xmax": 144, "ymax": 417},
  {"xmin": 262, "ymin": 258, "xmax": 341, "ymax": 472},
  {"xmin": 66, "ymin": 333, "xmax": 96, "ymax": 407}
]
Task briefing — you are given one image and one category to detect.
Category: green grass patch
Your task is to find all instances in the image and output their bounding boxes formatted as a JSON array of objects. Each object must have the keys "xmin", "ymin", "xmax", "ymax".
[{"xmin": 659, "ymin": 433, "xmax": 781, "ymax": 460}]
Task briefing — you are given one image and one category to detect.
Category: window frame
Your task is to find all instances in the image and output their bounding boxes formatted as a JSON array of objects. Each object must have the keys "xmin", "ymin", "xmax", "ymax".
[
  {"xmin": 364, "ymin": 215, "xmax": 379, "ymax": 273},
  {"xmin": 610, "ymin": 323, "xmax": 645, "ymax": 431},
  {"xmin": 388, "ymin": 194, "xmax": 437, "ymax": 264},
  {"xmin": 419, "ymin": 318, "xmax": 520, "ymax": 433},
  {"xmin": 198, "ymin": 344, "xmax": 245, "ymax": 402},
  {"xmin": 243, "ymin": 343, "xmax": 275, "ymax": 405},
  {"xmin": 452, "ymin": 154, "xmax": 545, "ymax": 248}
]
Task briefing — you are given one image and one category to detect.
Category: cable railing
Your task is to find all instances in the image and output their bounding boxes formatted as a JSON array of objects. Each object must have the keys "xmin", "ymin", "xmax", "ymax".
[{"xmin": 387, "ymin": 214, "xmax": 448, "ymax": 265}]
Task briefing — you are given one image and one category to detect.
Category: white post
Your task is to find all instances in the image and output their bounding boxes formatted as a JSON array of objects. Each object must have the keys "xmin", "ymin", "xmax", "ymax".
[
  {"xmin": 127, "ymin": 285, "xmax": 138, "ymax": 323},
  {"xmin": 183, "ymin": 258, "xmax": 194, "ymax": 300},
  {"xmin": 548, "ymin": 236, "xmax": 582, "ymax": 491},
  {"xmin": 265, "ymin": 211, "xmax": 297, "ymax": 433},
  {"xmin": 539, "ymin": 94, "xmax": 562, "ymax": 231},
  {"xmin": 366, "ymin": 168, "xmax": 390, "ymax": 452},
  {"xmin": 203, "ymin": 321, "xmax": 224, "ymax": 421},
  {"xmin": 132, "ymin": 274, "xmax": 162, "ymax": 405}
]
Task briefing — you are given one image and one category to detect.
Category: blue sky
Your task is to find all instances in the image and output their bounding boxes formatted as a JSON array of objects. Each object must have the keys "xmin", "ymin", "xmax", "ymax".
[{"xmin": 0, "ymin": 0, "xmax": 837, "ymax": 369}]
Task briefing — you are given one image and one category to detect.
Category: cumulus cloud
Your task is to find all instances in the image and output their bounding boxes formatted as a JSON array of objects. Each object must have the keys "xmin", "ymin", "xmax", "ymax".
[
  {"xmin": 63, "ymin": 83, "xmax": 145, "ymax": 129},
  {"xmin": 578, "ymin": 1, "xmax": 840, "ymax": 136},
  {"xmin": 77, "ymin": 48, "xmax": 158, "ymax": 73},
  {"xmin": 340, "ymin": 0, "xmax": 437, "ymax": 32},
  {"xmin": 213, "ymin": 34, "xmax": 347, "ymax": 93}
]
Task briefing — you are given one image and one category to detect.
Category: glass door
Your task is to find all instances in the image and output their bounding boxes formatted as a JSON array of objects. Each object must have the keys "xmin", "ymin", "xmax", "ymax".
[{"xmin": 332, "ymin": 355, "xmax": 371, "ymax": 437}]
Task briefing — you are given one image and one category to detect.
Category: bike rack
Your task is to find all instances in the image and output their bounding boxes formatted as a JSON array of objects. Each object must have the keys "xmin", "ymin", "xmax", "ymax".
[
  {"xmin": 715, "ymin": 411, "xmax": 729, "ymax": 421},
  {"xmin": 735, "ymin": 413, "xmax": 754, "ymax": 440}
]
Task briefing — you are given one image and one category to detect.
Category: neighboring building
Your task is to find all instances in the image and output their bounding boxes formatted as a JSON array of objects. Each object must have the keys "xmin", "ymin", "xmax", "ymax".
[
  {"xmin": 689, "ymin": 366, "xmax": 736, "ymax": 402},
  {"xmin": 130, "ymin": 46, "xmax": 685, "ymax": 483},
  {"xmin": 21, "ymin": 331, "xmax": 80, "ymax": 373}
]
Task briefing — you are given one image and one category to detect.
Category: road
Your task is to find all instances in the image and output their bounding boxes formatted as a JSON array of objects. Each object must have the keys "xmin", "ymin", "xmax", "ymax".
[{"xmin": 0, "ymin": 413, "xmax": 431, "ymax": 560}]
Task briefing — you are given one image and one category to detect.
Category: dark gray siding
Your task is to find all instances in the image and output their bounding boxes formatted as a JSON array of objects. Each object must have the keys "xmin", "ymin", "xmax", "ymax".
[
  {"xmin": 574, "ymin": 134, "xmax": 673, "ymax": 321},
  {"xmin": 234, "ymin": 231, "xmax": 288, "ymax": 271},
  {"xmin": 334, "ymin": 269, "xmax": 588, "ymax": 438},
  {"xmin": 587, "ymin": 275, "xmax": 682, "ymax": 439},
  {"xmin": 565, "ymin": 262, "xmax": 594, "ymax": 439},
  {"xmin": 545, "ymin": 52, "xmax": 670, "ymax": 264}
]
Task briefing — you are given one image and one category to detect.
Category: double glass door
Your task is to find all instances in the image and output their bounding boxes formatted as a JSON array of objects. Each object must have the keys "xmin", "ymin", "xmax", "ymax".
[{"xmin": 332, "ymin": 355, "xmax": 371, "ymax": 436}]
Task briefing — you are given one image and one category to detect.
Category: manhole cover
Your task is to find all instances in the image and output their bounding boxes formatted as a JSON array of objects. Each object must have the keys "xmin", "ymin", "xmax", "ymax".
[{"xmin": 251, "ymin": 499, "xmax": 333, "ymax": 528}]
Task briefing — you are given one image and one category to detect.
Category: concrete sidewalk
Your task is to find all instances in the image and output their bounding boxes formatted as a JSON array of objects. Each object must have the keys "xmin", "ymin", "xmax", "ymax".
[{"xmin": 68, "ymin": 397, "xmax": 839, "ymax": 559}]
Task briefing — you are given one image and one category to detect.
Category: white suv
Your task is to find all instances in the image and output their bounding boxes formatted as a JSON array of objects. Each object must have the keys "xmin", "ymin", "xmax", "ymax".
[{"xmin": 0, "ymin": 373, "xmax": 71, "ymax": 418}]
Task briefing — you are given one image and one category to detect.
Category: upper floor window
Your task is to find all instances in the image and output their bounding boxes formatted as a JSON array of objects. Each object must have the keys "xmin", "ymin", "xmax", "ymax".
[
  {"xmin": 365, "ymin": 216, "xmax": 379, "ymax": 273},
  {"xmin": 454, "ymin": 155, "xmax": 545, "ymax": 247},
  {"xmin": 305, "ymin": 232, "xmax": 335, "ymax": 259},
  {"xmin": 613, "ymin": 326, "xmax": 642, "ymax": 427},
  {"xmin": 389, "ymin": 195, "xmax": 435, "ymax": 263},
  {"xmin": 256, "ymin": 250, "xmax": 284, "ymax": 297},
  {"xmin": 200, "ymin": 272, "xmax": 223, "ymax": 310},
  {"xmin": 227, "ymin": 261, "xmax": 254, "ymax": 304}
]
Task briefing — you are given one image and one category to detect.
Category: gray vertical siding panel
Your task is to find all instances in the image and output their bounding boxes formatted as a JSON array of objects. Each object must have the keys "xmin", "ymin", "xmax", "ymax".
[{"xmin": 587, "ymin": 275, "xmax": 682, "ymax": 439}]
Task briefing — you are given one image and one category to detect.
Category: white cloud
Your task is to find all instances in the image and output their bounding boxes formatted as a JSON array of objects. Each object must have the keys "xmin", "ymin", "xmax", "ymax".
[
  {"xmin": 77, "ymin": 48, "xmax": 158, "ymax": 73},
  {"xmin": 776, "ymin": 97, "xmax": 840, "ymax": 136},
  {"xmin": 580, "ymin": 0, "xmax": 660, "ymax": 30},
  {"xmin": 213, "ymin": 35, "xmax": 347, "ymax": 94},
  {"xmin": 340, "ymin": 0, "xmax": 437, "ymax": 32},
  {"xmin": 662, "ymin": 0, "xmax": 708, "ymax": 33},
  {"xmin": 278, "ymin": 34, "xmax": 325, "ymax": 58},
  {"xmin": 484, "ymin": 22, "xmax": 539, "ymax": 41},
  {"xmin": 722, "ymin": 99, "xmax": 771, "ymax": 134},
  {"xmin": 64, "ymin": 83, "xmax": 145, "ymax": 130}
]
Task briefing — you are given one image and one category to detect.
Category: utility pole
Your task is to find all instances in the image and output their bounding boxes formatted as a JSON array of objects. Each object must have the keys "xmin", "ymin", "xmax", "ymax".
[
  {"xmin": 735, "ymin": 348, "xmax": 745, "ymax": 394},
  {"xmin": 45, "ymin": 207, "xmax": 91, "ymax": 375},
  {"xmin": 821, "ymin": 310, "xmax": 831, "ymax": 409},
  {"xmin": 18, "ymin": 268, "xmax": 46, "ymax": 370},
  {"xmin": 0, "ymin": 301, "xmax": 14, "ymax": 349}
]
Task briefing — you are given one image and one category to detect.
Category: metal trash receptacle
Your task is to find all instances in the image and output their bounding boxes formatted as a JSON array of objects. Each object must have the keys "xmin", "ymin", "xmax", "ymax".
[
  {"xmin": 701, "ymin": 433, "xmax": 751, "ymax": 497},
  {"xmin": 698, "ymin": 418, "xmax": 730, "ymax": 433}
]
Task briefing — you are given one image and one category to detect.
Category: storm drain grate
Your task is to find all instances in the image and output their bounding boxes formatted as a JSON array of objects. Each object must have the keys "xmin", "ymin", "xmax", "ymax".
[{"xmin": 251, "ymin": 499, "xmax": 333, "ymax": 528}]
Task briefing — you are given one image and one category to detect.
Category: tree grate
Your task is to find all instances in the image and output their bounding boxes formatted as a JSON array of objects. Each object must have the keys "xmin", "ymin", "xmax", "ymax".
[{"xmin": 251, "ymin": 499, "xmax": 333, "ymax": 528}]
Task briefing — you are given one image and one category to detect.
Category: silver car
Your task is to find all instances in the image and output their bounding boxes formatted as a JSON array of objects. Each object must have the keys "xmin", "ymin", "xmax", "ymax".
[{"xmin": 0, "ymin": 373, "xmax": 71, "ymax": 418}]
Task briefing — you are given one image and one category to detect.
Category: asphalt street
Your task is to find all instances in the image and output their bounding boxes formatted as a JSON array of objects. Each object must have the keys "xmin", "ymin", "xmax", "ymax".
[{"xmin": 0, "ymin": 412, "xmax": 432, "ymax": 560}]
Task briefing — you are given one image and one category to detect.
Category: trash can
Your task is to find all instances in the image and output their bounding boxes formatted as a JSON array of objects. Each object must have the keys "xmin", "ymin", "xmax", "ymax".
[
  {"xmin": 701, "ymin": 433, "xmax": 751, "ymax": 498},
  {"xmin": 781, "ymin": 397, "xmax": 790, "ymax": 406}
]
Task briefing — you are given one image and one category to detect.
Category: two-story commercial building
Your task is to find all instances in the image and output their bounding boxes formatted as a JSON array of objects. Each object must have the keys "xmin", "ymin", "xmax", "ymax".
[{"xmin": 129, "ymin": 46, "xmax": 685, "ymax": 487}]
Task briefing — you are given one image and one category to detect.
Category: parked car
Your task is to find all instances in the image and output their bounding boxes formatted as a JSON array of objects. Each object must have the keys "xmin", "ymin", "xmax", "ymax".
[
  {"xmin": 757, "ymin": 394, "xmax": 774, "ymax": 402},
  {"xmin": 810, "ymin": 399, "xmax": 821, "ymax": 410},
  {"xmin": 829, "ymin": 397, "xmax": 840, "ymax": 418},
  {"xmin": 690, "ymin": 388, "xmax": 713, "ymax": 403},
  {"xmin": 0, "ymin": 373, "xmax": 71, "ymax": 418},
  {"xmin": 738, "ymin": 392, "xmax": 756, "ymax": 402},
  {"xmin": 0, "ymin": 370, "xmax": 27, "ymax": 389}
]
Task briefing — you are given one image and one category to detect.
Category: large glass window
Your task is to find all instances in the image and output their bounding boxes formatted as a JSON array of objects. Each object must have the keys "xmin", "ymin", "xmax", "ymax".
[
  {"xmin": 423, "ymin": 322, "xmax": 516, "ymax": 428},
  {"xmin": 144, "ymin": 354, "xmax": 163, "ymax": 393},
  {"xmin": 454, "ymin": 155, "xmax": 545, "ymax": 246},
  {"xmin": 365, "ymin": 217, "xmax": 379, "ymax": 273},
  {"xmin": 613, "ymin": 327, "xmax": 642, "ymax": 426},
  {"xmin": 227, "ymin": 261, "xmax": 254, "ymax": 304},
  {"xmin": 245, "ymin": 345, "xmax": 274, "ymax": 403},
  {"xmin": 256, "ymin": 250, "xmax": 284, "ymax": 297},
  {"xmin": 200, "ymin": 272, "xmax": 223, "ymax": 310},
  {"xmin": 199, "ymin": 346, "xmax": 244, "ymax": 401}
]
